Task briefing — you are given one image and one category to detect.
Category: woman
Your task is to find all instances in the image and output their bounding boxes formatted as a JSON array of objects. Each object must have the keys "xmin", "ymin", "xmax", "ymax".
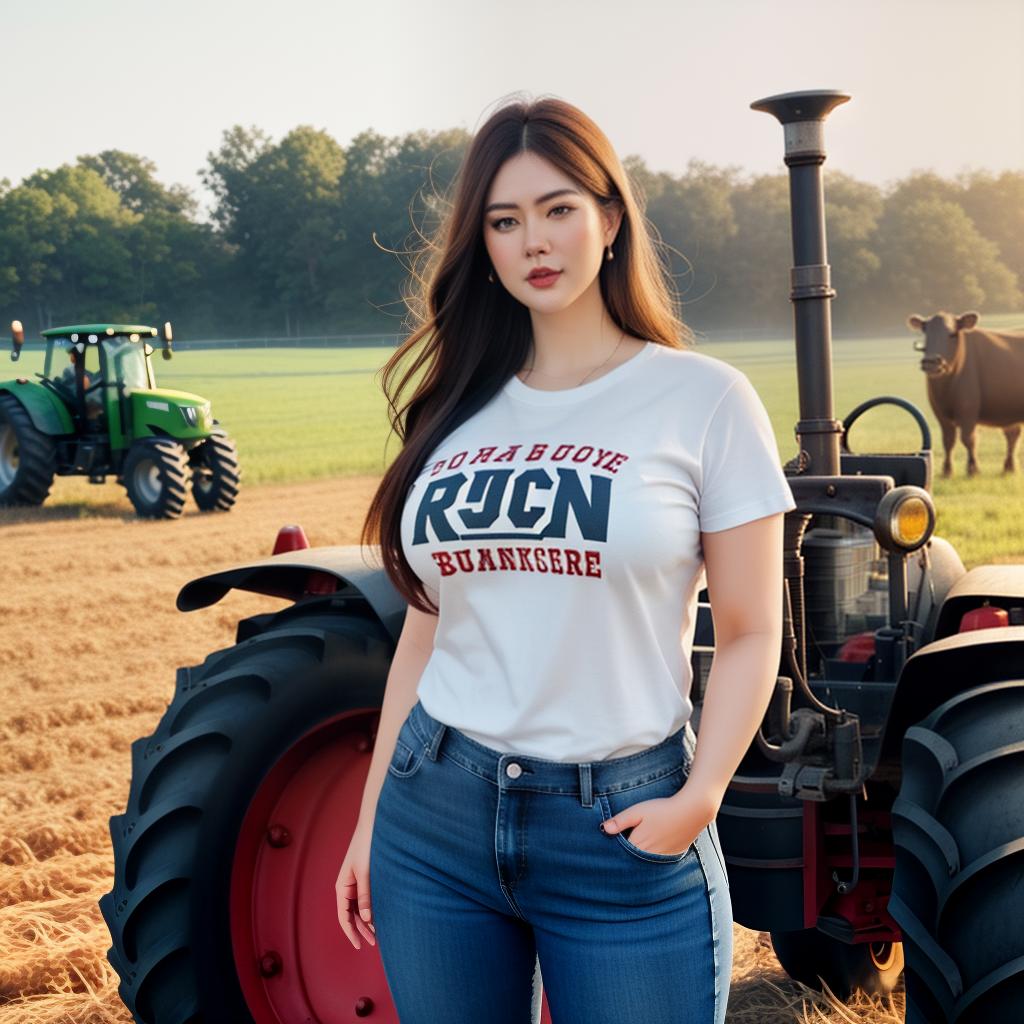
[{"xmin": 336, "ymin": 94, "xmax": 796, "ymax": 1024}]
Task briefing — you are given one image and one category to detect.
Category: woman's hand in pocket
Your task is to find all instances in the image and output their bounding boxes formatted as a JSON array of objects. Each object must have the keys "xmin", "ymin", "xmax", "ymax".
[
  {"xmin": 336, "ymin": 820, "xmax": 377, "ymax": 949},
  {"xmin": 601, "ymin": 785, "xmax": 717, "ymax": 857}
]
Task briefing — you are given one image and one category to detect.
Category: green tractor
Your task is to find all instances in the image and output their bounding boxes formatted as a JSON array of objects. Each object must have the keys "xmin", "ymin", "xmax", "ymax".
[{"xmin": 0, "ymin": 321, "xmax": 240, "ymax": 518}]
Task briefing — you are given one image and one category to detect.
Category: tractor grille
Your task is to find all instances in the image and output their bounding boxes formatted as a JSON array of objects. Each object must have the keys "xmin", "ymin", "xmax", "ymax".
[{"xmin": 803, "ymin": 519, "xmax": 888, "ymax": 646}]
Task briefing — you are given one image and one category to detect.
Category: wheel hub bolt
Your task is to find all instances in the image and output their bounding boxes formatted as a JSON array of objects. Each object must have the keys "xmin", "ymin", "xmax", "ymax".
[
  {"xmin": 258, "ymin": 951, "xmax": 282, "ymax": 977},
  {"xmin": 267, "ymin": 824, "xmax": 291, "ymax": 847}
]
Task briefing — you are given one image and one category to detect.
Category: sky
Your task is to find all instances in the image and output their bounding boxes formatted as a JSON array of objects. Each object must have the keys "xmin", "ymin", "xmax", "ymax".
[{"xmin": 4, "ymin": 0, "xmax": 1022, "ymax": 218}]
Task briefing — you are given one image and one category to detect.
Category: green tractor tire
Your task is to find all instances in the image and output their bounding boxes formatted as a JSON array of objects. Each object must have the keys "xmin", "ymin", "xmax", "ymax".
[
  {"xmin": 769, "ymin": 928, "xmax": 904, "ymax": 1000},
  {"xmin": 98, "ymin": 602, "xmax": 395, "ymax": 1023},
  {"xmin": 0, "ymin": 393, "xmax": 57, "ymax": 507},
  {"xmin": 891, "ymin": 679, "xmax": 1024, "ymax": 1024},
  {"xmin": 190, "ymin": 430, "xmax": 241, "ymax": 512},
  {"xmin": 123, "ymin": 439, "xmax": 190, "ymax": 519}
]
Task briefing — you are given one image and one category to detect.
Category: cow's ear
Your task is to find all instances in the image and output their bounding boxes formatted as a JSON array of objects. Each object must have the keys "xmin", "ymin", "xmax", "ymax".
[
  {"xmin": 908, "ymin": 315, "xmax": 925, "ymax": 331},
  {"xmin": 956, "ymin": 311, "xmax": 979, "ymax": 331}
]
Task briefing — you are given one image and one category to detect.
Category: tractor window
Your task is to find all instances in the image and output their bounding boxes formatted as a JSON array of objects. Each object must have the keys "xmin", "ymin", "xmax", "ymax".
[
  {"xmin": 107, "ymin": 339, "xmax": 150, "ymax": 390},
  {"xmin": 83, "ymin": 345, "xmax": 101, "ymax": 377},
  {"xmin": 48, "ymin": 341, "xmax": 81, "ymax": 394},
  {"xmin": 45, "ymin": 339, "xmax": 73, "ymax": 379}
]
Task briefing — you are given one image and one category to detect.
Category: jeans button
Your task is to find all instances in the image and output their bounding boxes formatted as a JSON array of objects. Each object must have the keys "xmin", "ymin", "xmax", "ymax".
[{"xmin": 505, "ymin": 762, "xmax": 522, "ymax": 778}]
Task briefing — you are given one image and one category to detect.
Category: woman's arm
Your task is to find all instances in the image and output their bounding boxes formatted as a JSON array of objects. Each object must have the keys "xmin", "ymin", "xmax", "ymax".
[
  {"xmin": 355, "ymin": 602, "xmax": 438, "ymax": 831},
  {"xmin": 599, "ymin": 511, "xmax": 785, "ymax": 854},
  {"xmin": 683, "ymin": 510, "xmax": 785, "ymax": 813}
]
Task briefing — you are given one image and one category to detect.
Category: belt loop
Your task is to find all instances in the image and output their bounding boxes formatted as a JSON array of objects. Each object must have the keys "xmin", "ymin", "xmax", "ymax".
[
  {"xmin": 578, "ymin": 763, "xmax": 593, "ymax": 807},
  {"xmin": 426, "ymin": 720, "xmax": 447, "ymax": 761}
]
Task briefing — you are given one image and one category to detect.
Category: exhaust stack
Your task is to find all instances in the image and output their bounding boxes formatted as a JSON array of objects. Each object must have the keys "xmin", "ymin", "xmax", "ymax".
[{"xmin": 751, "ymin": 89, "xmax": 850, "ymax": 478}]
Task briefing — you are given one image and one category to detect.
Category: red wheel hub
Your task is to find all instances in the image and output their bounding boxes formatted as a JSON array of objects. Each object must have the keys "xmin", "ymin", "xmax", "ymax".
[{"xmin": 229, "ymin": 708, "xmax": 396, "ymax": 1023}]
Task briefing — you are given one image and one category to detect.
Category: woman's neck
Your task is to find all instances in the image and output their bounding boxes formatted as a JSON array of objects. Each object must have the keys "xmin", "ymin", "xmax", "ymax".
[{"xmin": 524, "ymin": 285, "xmax": 624, "ymax": 378}]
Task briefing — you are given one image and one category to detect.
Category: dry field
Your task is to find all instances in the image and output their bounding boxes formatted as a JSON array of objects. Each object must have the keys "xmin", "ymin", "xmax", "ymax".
[{"xmin": 0, "ymin": 477, "xmax": 904, "ymax": 1023}]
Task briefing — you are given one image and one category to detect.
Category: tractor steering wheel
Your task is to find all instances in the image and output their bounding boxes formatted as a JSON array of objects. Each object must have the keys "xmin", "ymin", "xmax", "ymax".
[
  {"xmin": 841, "ymin": 395, "xmax": 932, "ymax": 453},
  {"xmin": 35, "ymin": 372, "xmax": 74, "ymax": 401},
  {"xmin": 34, "ymin": 371, "xmax": 103, "ymax": 401}
]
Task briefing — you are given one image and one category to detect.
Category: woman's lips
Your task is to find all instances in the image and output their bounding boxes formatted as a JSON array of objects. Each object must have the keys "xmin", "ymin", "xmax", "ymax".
[{"xmin": 527, "ymin": 270, "xmax": 561, "ymax": 288}]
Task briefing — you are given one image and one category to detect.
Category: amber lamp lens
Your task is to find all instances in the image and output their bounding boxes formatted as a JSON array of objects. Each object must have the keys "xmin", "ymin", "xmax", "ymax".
[{"xmin": 893, "ymin": 497, "xmax": 929, "ymax": 546}]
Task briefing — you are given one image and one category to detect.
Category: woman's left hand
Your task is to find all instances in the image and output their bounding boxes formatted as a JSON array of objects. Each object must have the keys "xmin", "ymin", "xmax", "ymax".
[{"xmin": 600, "ymin": 785, "xmax": 718, "ymax": 857}]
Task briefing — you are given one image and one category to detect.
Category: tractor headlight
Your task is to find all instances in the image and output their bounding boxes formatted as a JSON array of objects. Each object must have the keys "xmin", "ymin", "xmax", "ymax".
[
  {"xmin": 181, "ymin": 406, "xmax": 199, "ymax": 427},
  {"xmin": 873, "ymin": 485, "xmax": 935, "ymax": 552}
]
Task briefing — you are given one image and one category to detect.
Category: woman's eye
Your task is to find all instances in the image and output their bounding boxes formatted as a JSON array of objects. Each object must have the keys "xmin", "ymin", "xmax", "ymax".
[{"xmin": 489, "ymin": 206, "xmax": 573, "ymax": 231}]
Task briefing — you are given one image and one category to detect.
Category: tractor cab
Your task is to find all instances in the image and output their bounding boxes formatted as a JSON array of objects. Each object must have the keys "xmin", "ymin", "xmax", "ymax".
[{"xmin": 39, "ymin": 324, "xmax": 165, "ymax": 433}]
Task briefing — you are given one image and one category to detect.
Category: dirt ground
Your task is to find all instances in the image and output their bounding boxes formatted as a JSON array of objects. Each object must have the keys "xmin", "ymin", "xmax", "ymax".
[{"xmin": 0, "ymin": 477, "xmax": 904, "ymax": 1023}]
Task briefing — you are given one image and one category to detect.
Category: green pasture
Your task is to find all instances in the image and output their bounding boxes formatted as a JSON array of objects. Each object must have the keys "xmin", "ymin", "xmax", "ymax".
[{"xmin": 6, "ymin": 314, "xmax": 1023, "ymax": 568}]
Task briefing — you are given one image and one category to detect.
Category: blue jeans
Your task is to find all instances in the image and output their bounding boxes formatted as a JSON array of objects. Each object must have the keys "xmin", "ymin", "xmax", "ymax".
[{"xmin": 369, "ymin": 699, "xmax": 733, "ymax": 1023}]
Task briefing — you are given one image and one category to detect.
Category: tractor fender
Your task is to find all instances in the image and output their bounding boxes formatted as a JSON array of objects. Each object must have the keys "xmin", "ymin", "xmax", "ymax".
[
  {"xmin": 932, "ymin": 564, "xmax": 1024, "ymax": 639},
  {"xmin": 0, "ymin": 382, "xmax": 74, "ymax": 435},
  {"xmin": 880, "ymin": 624, "xmax": 1024, "ymax": 761},
  {"xmin": 176, "ymin": 543, "xmax": 409, "ymax": 645},
  {"xmin": 905, "ymin": 535, "xmax": 967, "ymax": 641}
]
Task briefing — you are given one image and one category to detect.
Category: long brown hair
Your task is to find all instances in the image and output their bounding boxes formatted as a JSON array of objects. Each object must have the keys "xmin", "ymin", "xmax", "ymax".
[{"xmin": 360, "ymin": 94, "xmax": 692, "ymax": 615}]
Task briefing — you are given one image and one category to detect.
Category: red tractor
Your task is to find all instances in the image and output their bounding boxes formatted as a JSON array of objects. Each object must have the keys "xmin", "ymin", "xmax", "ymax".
[{"xmin": 99, "ymin": 90, "xmax": 1024, "ymax": 1023}]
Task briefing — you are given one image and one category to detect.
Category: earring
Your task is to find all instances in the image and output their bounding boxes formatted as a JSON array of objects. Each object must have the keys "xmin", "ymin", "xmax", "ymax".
[
  {"xmin": 488, "ymin": 269, "xmax": 495, "ymax": 283},
  {"xmin": 605, "ymin": 245, "xmax": 614, "ymax": 261}
]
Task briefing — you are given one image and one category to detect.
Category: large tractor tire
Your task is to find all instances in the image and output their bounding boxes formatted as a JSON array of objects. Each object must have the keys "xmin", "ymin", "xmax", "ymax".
[
  {"xmin": 769, "ymin": 928, "xmax": 904, "ymax": 999},
  {"xmin": 190, "ymin": 429, "xmax": 241, "ymax": 512},
  {"xmin": 98, "ymin": 600, "xmax": 398, "ymax": 1023},
  {"xmin": 0, "ymin": 392, "xmax": 56, "ymax": 506},
  {"xmin": 123, "ymin": 438, "xmax": 190, "ymax": 519},
  {"xmin": 890, "ymin": 679, "xmax": 1024, "ymax": 1024}
]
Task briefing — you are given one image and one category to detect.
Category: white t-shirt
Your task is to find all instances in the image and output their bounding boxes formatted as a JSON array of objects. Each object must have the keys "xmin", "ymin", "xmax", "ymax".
[{"xmin": 399, "ymin": 340, "xmax": 797, "ymax": 762}]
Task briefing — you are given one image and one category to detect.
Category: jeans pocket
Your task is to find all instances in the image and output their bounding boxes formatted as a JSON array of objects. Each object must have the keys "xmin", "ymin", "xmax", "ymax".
[
  {"xmin": 598, "ymin": 767, "xmax": 693, "ymax": 864},
  {"xmin": 386, "ymin": 716, "xmax": 427, "ymax": 779}
]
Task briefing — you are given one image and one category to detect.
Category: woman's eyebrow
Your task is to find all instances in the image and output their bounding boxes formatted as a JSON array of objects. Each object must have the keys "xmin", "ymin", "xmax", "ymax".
[{"xmin": 484, "ymin": 188, "xmax": 581, "ymax": 214}]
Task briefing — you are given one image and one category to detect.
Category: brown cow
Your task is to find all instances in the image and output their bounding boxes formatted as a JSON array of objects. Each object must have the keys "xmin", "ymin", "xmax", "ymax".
[{"xmin": 908, "ymin": 310, "xmax": 1024, "ymax": 477}]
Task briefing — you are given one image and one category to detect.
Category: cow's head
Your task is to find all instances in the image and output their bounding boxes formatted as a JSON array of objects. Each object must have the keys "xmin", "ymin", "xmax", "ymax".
[{"xmin": 908, "ymin": 310, "xmax": 979, "ymax": 376}]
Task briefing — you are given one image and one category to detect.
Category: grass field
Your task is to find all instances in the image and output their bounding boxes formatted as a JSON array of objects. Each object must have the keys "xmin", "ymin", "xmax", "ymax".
[{"xmin": 8, "ymin": 313, "xmax": 1024, "ymax": 568}]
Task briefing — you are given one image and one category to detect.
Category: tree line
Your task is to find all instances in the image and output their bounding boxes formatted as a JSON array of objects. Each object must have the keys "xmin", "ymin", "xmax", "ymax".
[{"xmin": 1, "ymin": 123, "xmax": 1021, "ymax": 341}]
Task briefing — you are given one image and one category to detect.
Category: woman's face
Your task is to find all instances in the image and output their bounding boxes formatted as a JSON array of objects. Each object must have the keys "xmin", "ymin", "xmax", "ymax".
[{"xmin": 482, "ymin": 151, "xmax": 620, "ymax": 313}]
